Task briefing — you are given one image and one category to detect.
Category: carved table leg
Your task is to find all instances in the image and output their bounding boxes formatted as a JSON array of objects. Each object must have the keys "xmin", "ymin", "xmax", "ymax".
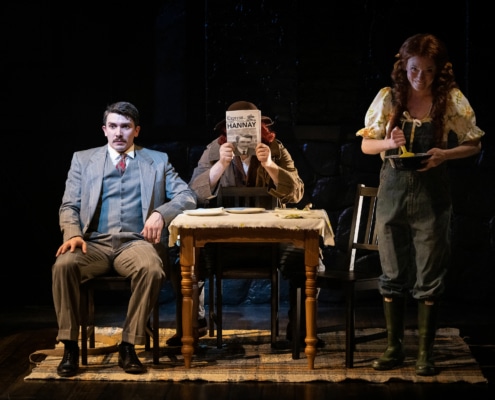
[
  {"xmin": 180, "ymin": 231, "xmax": 195, "ymax": 368},
  {"xmin": 304, "ymin": 231, "xmax": 319, "ymax": 369}
]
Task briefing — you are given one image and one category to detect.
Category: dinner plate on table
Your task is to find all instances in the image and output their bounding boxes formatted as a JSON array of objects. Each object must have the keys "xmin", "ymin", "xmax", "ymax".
[
  {"xmin": 224, "ymin": 207, "xmax": 266, "ymax": 214},
  {"xmin": 274, "ymin": 208, "xmax": 313, "ymax": 218},
  {"xmin": 183, "ymin": 207, "xmax": 225, "ymax": 216}
]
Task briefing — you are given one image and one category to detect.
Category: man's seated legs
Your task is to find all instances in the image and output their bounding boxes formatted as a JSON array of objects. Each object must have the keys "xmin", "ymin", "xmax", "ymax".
[
  {"xmin": 52, "ymin": 242, "xmax": 112, "ymax": 377},
  {"xmin": 115, "ymin": 241, "xmax": 165, "ymax": 373},
  {"xmin": 52, "ymin": 240, "xmax": 165, "ymax": 376}
]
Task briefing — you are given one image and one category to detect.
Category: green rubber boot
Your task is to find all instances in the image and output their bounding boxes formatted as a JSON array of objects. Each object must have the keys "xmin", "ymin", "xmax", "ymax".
[
  {"xmin": 415, "ymin": 300, "xmax": 438, "ymax": 376},
  {"xmin": 372, "ymin": 296, "xmax": 406, "ymax": 370}
]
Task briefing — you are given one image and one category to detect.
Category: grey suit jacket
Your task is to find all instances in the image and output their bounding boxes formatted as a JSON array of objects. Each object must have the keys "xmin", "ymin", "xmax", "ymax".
[{"xmin": 58, "ymin": 145, "xmax": 197, "ymax": 246}]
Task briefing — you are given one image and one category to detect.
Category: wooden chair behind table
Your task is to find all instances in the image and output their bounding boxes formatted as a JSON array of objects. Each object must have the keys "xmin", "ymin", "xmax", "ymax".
[
  {"xmin": 292, "ymin": 183, "xmax": 381, "ymax": 367},
  {"xmin": 79, "ymin": 275, "xmax": 161, "ymax": 365},
  {"xmin": 208, "ymin": 186, "xmax": 281, "ymax": 349}
]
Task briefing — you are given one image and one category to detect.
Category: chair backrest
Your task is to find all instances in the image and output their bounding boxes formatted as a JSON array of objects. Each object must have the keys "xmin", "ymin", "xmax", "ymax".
[
  {"xmin": 209, "ymin": 185, "xmax": 281, "ymax": 347},
  {"xmin": 347, "ymin": 184, "xmax": 379, "ymax": 272},
  {"xmin": 216, "ymin": 186, "xmax": 279, "ymax": 209},
  {"xmin": 215, "ymin": 186, "xmax": 279, "ymax": 269}
]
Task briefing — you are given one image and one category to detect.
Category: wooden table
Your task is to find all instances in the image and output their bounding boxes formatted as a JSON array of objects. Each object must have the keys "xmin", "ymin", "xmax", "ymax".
[{"xmin": 168, "ymin": 208, "xmax": 334, "ymax": 369}]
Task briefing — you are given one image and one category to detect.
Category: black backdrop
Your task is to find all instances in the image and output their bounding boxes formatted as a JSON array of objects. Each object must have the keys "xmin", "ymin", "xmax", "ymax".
[{"xmin": 2, "ymin": 0, "xmax": 493, "ymax": 306}]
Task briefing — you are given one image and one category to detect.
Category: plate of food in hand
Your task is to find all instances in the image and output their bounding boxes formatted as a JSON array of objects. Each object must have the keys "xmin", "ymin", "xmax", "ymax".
[{"xmin": 385, "ymin": 153, "xmax": 432, "ymax": 170}]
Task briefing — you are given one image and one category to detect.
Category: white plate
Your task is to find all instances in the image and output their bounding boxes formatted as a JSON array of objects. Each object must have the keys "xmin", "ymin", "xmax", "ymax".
[
  {"xmin": 225, "ymin": 207, "xmax": 266, "ymax": 214},
  {"xmin": 274, "ymin": 208, "xmax": 313, "ymax": 218},
  {"xmin": 274, "ymin": 208, "xmax": 312, "ymax": 214},
  {"xmin": 183, "ymin": 207, "xmax": 225, "ymax": 216}
]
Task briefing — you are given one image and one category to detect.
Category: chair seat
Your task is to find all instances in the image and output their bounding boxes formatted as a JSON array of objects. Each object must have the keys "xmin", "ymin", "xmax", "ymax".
[
  {"xmin": 80, "ymin": 275, "xmax": 160, "ymax": 365},
  {"xmin": 317, "ymin": 270, "xmax": 380, "ymax": 285},
  {"xmin": 221, "ymin": 267, "xmax": 274, "ymax": 279}
]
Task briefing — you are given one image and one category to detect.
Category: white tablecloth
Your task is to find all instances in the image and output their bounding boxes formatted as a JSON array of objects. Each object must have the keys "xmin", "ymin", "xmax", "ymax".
[{"xmin": 168, "ymin": 209, "xmax": 335, "ymax": 247}]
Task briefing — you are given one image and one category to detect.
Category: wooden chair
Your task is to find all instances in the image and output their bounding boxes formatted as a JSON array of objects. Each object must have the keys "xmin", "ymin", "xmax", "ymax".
[
  {"xmin": 80, "ymin": 276, "xmax": 161, "ymax": 365},
  {"xmin": 292, "ymin": 184, "xmax": 381, "ymax": 367},
  {"xmin": 208, "ymin": 186, "xmax": 280, "ymax": 348}
]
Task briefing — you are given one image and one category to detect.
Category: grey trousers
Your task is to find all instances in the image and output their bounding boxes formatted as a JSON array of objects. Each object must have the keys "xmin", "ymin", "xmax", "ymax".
[{"xmin": 52, "ymin": 238, "xmax": 165, "ymax": 345}]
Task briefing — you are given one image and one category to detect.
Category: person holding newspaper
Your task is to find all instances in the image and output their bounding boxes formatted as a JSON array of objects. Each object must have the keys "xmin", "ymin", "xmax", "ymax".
[{"xmin": 167, "ymin": 101, "xmax": 326, "ymax": 346}]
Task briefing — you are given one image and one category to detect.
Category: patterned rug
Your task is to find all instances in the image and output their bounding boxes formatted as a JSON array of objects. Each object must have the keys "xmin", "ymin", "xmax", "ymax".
[{"xmin": 26, "ymin": 327, "xmax": 488, "ymax": 384}]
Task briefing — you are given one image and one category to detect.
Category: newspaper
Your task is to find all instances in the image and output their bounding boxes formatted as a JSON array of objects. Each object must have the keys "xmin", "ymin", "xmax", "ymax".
[{"xmin": 225, "ymin": 109, "xmax": 261, "ymax": 156}]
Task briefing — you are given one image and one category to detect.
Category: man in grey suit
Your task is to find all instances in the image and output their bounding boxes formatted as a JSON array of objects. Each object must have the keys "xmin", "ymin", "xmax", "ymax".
[{"xmin": 52, "ymin": 101, "xmax": 196, "ymax": 377}]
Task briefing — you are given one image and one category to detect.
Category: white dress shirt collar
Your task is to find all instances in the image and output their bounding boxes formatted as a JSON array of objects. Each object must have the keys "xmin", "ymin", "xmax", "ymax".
[{"xmin": 108, "ymin": 145, "xmax": 135, "ymax": 165}]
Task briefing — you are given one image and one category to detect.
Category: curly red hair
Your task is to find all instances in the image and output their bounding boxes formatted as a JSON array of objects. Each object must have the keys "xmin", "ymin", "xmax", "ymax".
[{"xmin": 388, "ymin": 33, "xmax": 458, "ymax": 147}]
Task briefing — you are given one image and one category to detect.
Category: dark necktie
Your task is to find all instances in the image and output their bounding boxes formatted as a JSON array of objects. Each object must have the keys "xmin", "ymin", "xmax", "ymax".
[
  {"xmin": 243, "ymin": 150, "xmax": 246, "ymax": 155},
  {"xmin": 116, "ymin": 153, "xmax": 127, "ymax": 175}
]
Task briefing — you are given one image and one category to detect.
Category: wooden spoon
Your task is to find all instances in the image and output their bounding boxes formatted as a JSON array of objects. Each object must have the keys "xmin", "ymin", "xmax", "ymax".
[{"xmin": 399, "ymin": 145, "xmax": 415, "ymax": 158}]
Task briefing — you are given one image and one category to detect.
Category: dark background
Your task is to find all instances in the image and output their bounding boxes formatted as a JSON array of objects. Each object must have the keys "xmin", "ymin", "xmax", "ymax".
[{"xmin": 2, "ymin": 1, "xmax": 493, "ymax": 307}]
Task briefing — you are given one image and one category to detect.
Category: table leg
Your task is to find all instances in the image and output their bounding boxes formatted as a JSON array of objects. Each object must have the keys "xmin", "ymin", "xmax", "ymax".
[
  {"xmin": 180, "ymin": 231, "xmax": 195, "ymax": 368},
  {"xmin": 304, "ymin": 231, "xmax": 319, "ymax": 369}
]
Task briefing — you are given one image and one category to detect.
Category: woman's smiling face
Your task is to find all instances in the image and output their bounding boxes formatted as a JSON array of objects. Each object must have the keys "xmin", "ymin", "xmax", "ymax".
[{"xmin": 406, "ymin": 56, "xmax": 436, "ymax": 92}]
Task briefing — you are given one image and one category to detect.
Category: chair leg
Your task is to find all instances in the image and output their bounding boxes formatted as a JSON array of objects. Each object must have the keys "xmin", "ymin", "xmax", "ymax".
[
  {"xmin": 152, "ymin": 298, "xmax": 160, "ymax": 364},
  {"xmin": 291, "ymin": 286, "xmax": 301, "ymax": 359},
  {"xmin": 88, "ymin": 288, "xmax": 96, "ymax": 350},
  {"xmin": 143, "ymin": 286, "xmax": 161, "ymax": 365},
  {"xmin": 344, "ymin": 283, "xmax": 356, "ymax": 368},
  {"xmin": 191, "ymin": 273, "xmax": 200, "ymax": 341},
  {"xmin": 80, "ymin": 285, "xmax": 96, "ymax": 366},
  {"xmin": 270, "ymin": 243, "xmax": 279, "ymax": 346},
  {"xmin": 216, "ymin": 273, "xmax": 223, "ymax": 349},
  {"xmin": 80, "ymin": 285, "xmax": 89, "ymax": 365},
  {"xmin": 145, "ymin": 320, "xmax": 151, "ymax": 352},
  {"xmin": 208, "ymin": 273, "xmax": 215, "ymax": 337},
  {"xmin": 270, "ymin": 268, "xmax": 279, "ymax": 347},
  {"xmin": 277, "ymin": 272, "xmax": 280, "ymax": 337},
  {"xmin": 175, "ymin": 288, "xmax": 183, "ymax": 339}
]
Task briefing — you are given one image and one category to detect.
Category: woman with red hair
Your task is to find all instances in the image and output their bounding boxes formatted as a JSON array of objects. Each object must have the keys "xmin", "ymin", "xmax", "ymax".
[{"xmin": 358, "ymin": 33, "xmax": 484, "ymax": 376}]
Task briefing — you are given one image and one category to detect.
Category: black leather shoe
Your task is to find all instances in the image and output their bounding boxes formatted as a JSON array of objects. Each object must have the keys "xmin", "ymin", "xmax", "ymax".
[
  {"xmin": 165, "ymin": 333, "xmax": 182, "ymax": 347},
  {"xmin": 166, "ymin": 318, "xmax": 207, "ymax": 347},
  {"xmin": 118, "ymin": 343, "xmax": 146, "ymax": 374},
  {"xmin": 57, "ymin": 342, "xmax": 79, "ymax": 377}
]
